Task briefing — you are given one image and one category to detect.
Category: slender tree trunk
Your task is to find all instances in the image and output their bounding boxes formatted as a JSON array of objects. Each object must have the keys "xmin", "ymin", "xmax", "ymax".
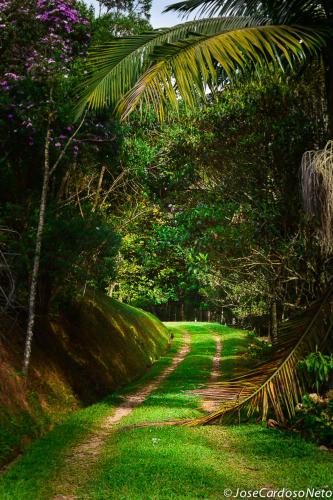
[
  {"xmin": 108, "ymin": 282, "xmax": 117, "ymax": 297},
  {"xmin": 221, "ymin": 307, "xmax": 225, "ymax": 324},
  {"xmin": 92, "ymin": 165, "xmax": 106, "ymax": 212},
  {"xmin": 23, "ymin": 125, "xmax": 51, "ymax": 375},
  {"xmin": 180, "ymin": 301, "xmax": 185, "ymax": 321},
  {"xmin": 22, "ymin": 111, "xmax": 86, "ymax": 376},
  {"xmin": 271, "ymin": 300, "xmax": 278, "ymax": 345},
  {"xmin": 324, "ymin": 45, "xmax": 333, "ymax": 138}
]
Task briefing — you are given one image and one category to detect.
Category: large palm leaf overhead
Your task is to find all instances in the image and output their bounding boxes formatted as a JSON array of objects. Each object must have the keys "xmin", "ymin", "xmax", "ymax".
[{"xmin": 77, "ymin": 0, "xmax": 332, "ymax": 119}]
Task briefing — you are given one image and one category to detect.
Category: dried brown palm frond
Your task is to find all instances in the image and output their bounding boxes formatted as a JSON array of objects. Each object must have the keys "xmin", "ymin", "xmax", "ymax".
[
  {"xmin": 301, "ymin": 140, "xmax": 333, "ymax": 254},
  {"xmin": 188, "ymin": 286, "xmax": 333, "ymax": 426}
]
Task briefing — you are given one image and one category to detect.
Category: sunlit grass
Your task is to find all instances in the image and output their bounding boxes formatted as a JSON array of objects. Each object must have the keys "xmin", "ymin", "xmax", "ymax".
[
  {"xmin": 119, "ymin": 322, "xmax": 218, "ymax": 424},
  {"xmin": 79, "ymin": 324, "xmax": 333, "ymax": 500},
  {"xmin": 1, "ymin": 323, "xmax": 332, "ymax": 500},
  {"xmin": 0, "ymin": 327, "xmax": 185, "ymax": 500}
]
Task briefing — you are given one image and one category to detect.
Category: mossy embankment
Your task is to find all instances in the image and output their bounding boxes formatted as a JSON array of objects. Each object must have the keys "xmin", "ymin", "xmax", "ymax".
[{"xmin": 0, "ymin": 293, "xmax": 169, "ymax": 467}]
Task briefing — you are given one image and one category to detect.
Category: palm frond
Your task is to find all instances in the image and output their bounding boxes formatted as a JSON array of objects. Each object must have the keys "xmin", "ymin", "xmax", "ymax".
[
  {"xmin": 164, "ymin": 0, "xmax": 326, "ymax": 23},
  {"xmin": 116, "ymin": 24, "xmax": 329, "ymax": 120},
  {"xmin": 75, "ymin": 16, "xmax": 264, "ymax": 117},
  {"xmin": 188, "ymin": 286, "xmax": 333, "ymax": 426},
  {"xmin": 164, "ymin": 0, "xmax": 257, "ymax": 17}
]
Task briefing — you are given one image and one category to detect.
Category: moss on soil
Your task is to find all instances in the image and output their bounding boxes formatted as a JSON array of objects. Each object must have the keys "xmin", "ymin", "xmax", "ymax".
[{"xmin": 0, "ymin": 294, "xmax": 169, "ymax": 467}]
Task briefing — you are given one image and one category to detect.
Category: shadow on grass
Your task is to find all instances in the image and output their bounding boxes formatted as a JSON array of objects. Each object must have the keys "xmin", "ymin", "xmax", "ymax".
[
  {"xmin": 0, "ymin": 323, "xmax": 234, "ymax": 499},
  {"xmin": 0, "ymin": 400, "xmax": 117, "ymax": 500},
  {"xmin": 81, "ymin": 426, "xmax": 243, "ymax": 500},
  {"xmin": 86, "ymin": 424, "xmax": 333, "ymax": 500},
  {"xmin": 0, "ymin": 328, "xmax": 186, "ymax": 499}
]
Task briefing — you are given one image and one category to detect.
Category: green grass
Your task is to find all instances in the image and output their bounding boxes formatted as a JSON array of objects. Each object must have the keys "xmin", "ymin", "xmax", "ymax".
[
  {"xmin": 119, "ymin": 322, "xmax": 217, "ymax": 425},
  {"xmin": 0, "ymin": 403, "xmax": 113, "ymax": 500},
  {"xmin": 1, "ymin": 323, "xmax": 332, "ymax": 500},
  {"xmin": 75, "ymin": 426, "xmax": 333, "ymax": 500},
  {"xmin": 0, "ymin": 327, "xmax": 185, "ymax": 500},
  {"xmin": 75, "ymin": 323, "xmax": 333, "ymax": 500}
]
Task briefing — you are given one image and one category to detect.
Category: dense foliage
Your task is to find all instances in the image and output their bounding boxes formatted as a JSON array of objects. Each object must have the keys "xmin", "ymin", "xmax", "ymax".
[{"xmin": 111, "ymin": 69, "xmax": 330, "ymax": 331}]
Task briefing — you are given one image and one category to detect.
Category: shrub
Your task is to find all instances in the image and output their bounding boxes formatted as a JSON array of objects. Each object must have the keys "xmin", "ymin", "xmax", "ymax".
[
  {"xmin": 294, "ymin": 392, "xmax": 333, "ymax": 446},
  {"xmin": 246, "ymin": 331, "xmax": 272, "ymax": 359},
  {"xmin": 299, "ymin": 350, "xmax": 333, "ymax": 393}
]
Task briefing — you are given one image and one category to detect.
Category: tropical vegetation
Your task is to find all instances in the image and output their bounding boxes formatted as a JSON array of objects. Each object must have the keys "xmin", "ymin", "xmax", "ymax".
[{"xmin": 0, "ymin": 0, "xmax": 333, "ymax": 495}]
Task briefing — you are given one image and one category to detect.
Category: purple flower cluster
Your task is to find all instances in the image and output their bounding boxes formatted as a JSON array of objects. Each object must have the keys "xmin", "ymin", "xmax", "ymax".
[
  {"xmin": 1, "ymin": 0, "xmax": 90, "ymax": 160},
  {"xmin": 0, "ymin": 0, "xmax": 10, "ymax": 13},
  {"xmin": 0, "ymin": 80, "xmax": 9, "ymax": 91},
  {"xmin": 4, "ymin": 72, "xmax": 22, "ymax": 81},
  {"xmin": 0, "ymin": 0, "xmax": 10, "ymax": 29},
  {"xmin": 31, "ymin": 0, "xmax": 90, "ymax": 77},
  {"xmin": 1, "ymin": 0, "xmax": 90, "ymax": 82},
  {"xmin": 36, "ymin": 0, "xmax": 87, "ymax": 34}
]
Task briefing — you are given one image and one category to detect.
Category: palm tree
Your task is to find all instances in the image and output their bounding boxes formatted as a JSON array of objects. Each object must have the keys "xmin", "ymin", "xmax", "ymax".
[
  {"xmin": 77, "ymin": 0, "xmax": 332, "ymax": 128},
  {"xmin": 166, "ymin": 0, "xmax": 333, "ymax": 130}
]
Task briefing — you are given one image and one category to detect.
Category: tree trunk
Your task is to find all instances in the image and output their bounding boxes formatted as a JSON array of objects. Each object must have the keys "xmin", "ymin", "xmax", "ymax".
[
  {"xmin": 22, "ymin": 111, "xmax": 86, "ymax": 376},
  {"xmin": 92, "ymin": 165, "xmax": 106, "ymax": 212},
  {"xmin": 180, "ymin": 301, "xmax": 185, "ymax": 321},
  {"xmin": 108, "ymin": 282, "xmax": 117, "ymax": 297},
  {"xmin": 271, "ymin": 300, "xmax": 278, "ymax": 345},
  {"xmin": 220, "ymin": 307, "xmax": 224, "ymax": 324},
  {"xmin": 23, "ymin": 125, "xmax": 51, "ymax": 375},
  {"xmin": 325, "ymin": 45, "xmax": 333, "ymax": 138}
]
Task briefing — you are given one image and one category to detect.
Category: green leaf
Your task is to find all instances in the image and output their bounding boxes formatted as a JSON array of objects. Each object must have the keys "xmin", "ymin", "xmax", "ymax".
[
  {"xmin": 75, "ymin": 16, "xmax": 265, "ymax": 117},
  {"xmin": 116, "ymin": 24, "xmax": 329, "ymax": 120}
]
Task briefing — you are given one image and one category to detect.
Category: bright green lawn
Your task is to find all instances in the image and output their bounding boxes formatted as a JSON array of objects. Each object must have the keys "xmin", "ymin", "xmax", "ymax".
[
  {"xmin": 0, "ymin": 327, "xmax": 185, "ymax": 500},
  {"xmin": 76, "ymin": 323, "xmax": 333, "ymax": 500},
  {"xmin": 0, "ymin": 323, "xmax": 332, "ymax": 500},
  {"xmin": 119, "ymin": 322, "xmax": 217, "ymax": 425},
  {"xmin": 78, "ymin": 426, "xmax": 333, "ymax": 500}
]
